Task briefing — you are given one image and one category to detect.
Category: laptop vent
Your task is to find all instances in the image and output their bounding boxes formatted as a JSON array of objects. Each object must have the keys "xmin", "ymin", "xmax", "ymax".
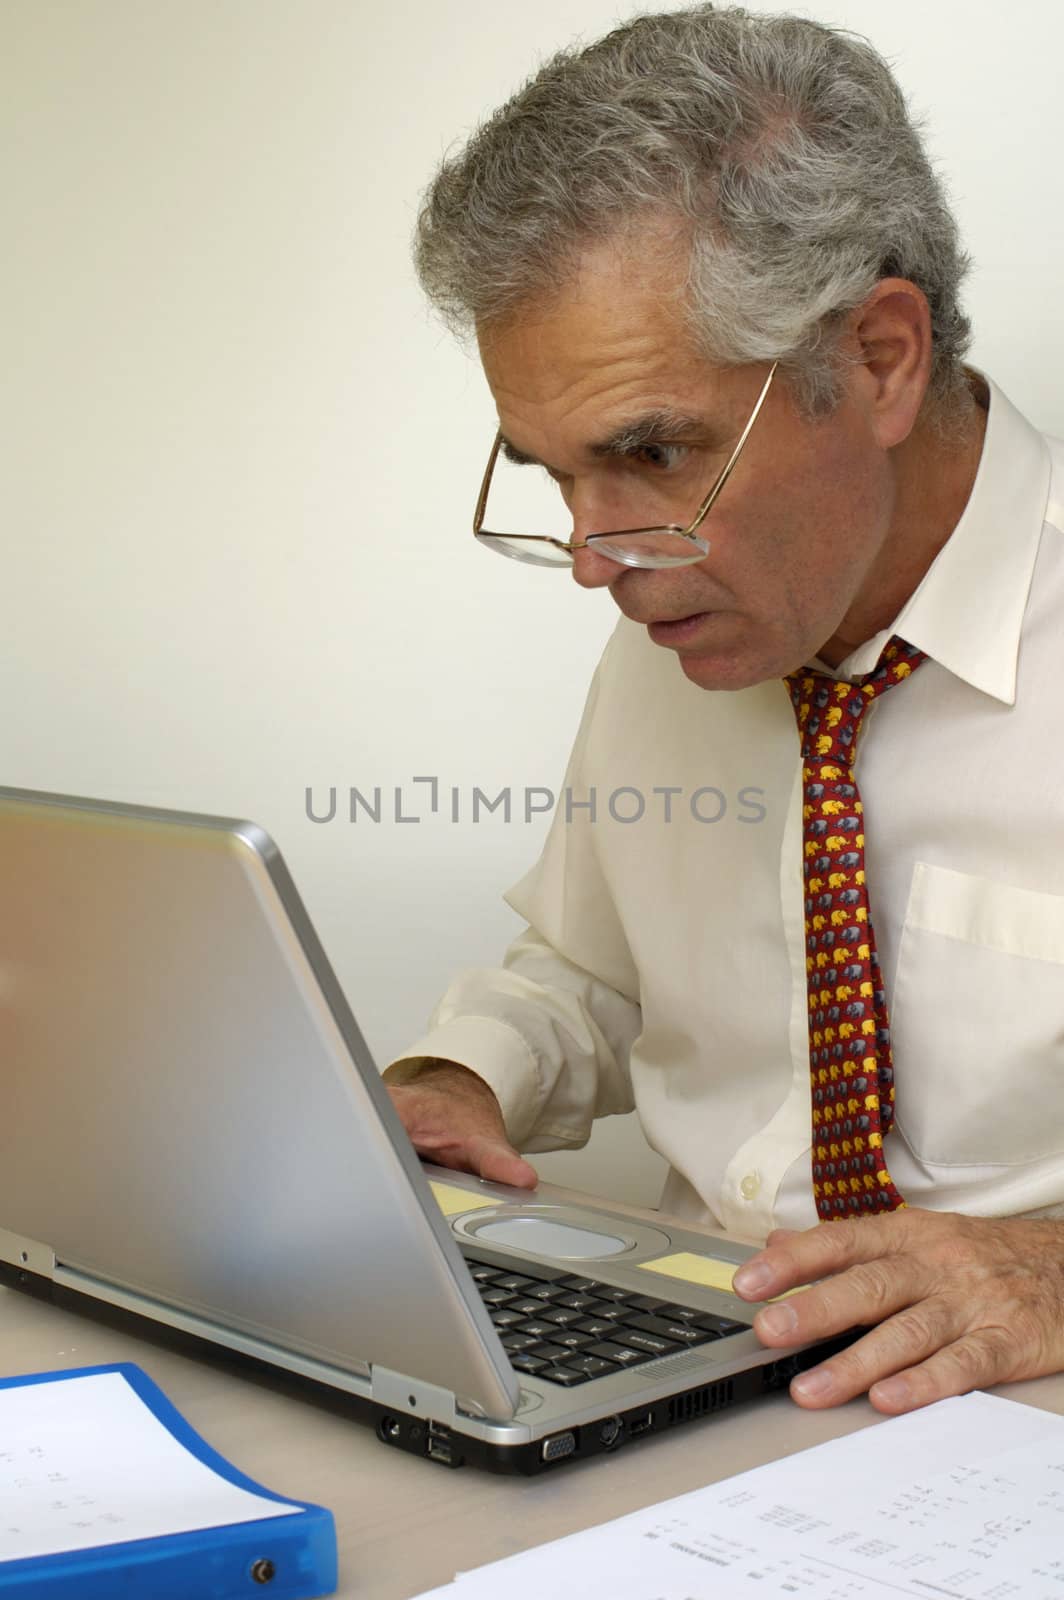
[{"xmin": 667, "ymin": 1379, "xmax": 735, "ymax": 1424}]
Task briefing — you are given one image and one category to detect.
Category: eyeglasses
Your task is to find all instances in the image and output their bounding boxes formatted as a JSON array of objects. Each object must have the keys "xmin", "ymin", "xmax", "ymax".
[{"xmin": 473, "ymin": 361, "xmax": 777, "ymax": 570}]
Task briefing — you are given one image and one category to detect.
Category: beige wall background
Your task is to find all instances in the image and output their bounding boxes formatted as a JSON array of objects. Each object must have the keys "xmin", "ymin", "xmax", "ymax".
[{"xmin": 4, "ymin": 0, "xmax": 1062, "ymax": 1207}]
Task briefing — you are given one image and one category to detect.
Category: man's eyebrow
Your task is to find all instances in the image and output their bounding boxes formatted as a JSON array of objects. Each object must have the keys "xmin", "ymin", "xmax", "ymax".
[
  {"xmin": 499, "ymin": 409, "xmax": 716, "ymax": 469},
  {"xmin": 589, "ymin": 409, "xmax": 711, "ymax": 457},
  {"xmin": 499, "ymin": 436, "xmax": 540, "ymax": 467}
]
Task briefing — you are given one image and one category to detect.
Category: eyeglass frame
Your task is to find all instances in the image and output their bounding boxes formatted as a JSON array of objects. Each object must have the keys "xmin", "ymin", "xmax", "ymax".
[{"xmin": 472, "ymin": 359, "xmax": 779, "ymax": 566}]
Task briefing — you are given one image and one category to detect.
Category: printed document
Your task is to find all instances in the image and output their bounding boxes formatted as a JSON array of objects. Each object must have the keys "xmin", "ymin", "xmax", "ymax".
[{"xmin": 417, "ymin": 1392, "xmax": 1064, "ymax": 1598}]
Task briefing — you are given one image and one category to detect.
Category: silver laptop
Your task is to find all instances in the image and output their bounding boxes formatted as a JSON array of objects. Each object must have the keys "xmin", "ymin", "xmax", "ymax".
[{"xmin": 0, "ymin": 787, "xmax": 845, "ymax": 1473}]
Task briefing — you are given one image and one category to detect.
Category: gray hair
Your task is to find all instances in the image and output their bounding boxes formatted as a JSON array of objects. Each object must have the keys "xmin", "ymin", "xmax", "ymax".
[{"xmin": 414, "ymin": 6, "xmax": 973, "ymax": 429}]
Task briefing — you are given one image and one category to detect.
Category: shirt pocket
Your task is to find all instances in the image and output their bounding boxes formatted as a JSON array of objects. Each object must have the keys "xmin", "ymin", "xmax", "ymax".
[{"xmin": 891, "ymin": 862, "xmax": 1064, "ymax": 1167}]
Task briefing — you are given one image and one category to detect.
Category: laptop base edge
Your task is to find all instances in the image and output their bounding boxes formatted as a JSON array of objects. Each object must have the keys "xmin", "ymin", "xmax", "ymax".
[{"xmin": 0, "ymin": 1260, "xmax": 853, "ymax": 1476}]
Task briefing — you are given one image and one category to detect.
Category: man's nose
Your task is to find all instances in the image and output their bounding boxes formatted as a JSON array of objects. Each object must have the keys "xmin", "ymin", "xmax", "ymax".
[
  {"xmin": 569, "ymin": 537, "xmax": 620, "ymax": 590},
  {"xmin": 566, "ymin": 488, "xmax": 630, "ymax": 590}
]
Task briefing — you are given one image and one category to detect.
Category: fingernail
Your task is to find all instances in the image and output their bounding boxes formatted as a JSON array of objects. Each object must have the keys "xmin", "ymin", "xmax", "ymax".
[
  {"xmin": 758, "ymin": 1303, "xmax": 797, "ymax": 1339},
  {"xmin": 792, "ymin": 1366, "xmax": 835, "ymax": 1400},
  {"xmin": 871, "ymin": 1376, "xmax": 911, "ymax": 1410},
  {"xmin": 732, "ymin": 1261, "xmax": 774, "ymax": 1297}
]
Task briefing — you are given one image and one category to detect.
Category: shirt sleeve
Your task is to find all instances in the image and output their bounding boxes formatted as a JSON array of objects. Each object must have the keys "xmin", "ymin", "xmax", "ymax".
[{"xmin": 384, "ymin": 631, "xmax": 643, "ymax": 1152}]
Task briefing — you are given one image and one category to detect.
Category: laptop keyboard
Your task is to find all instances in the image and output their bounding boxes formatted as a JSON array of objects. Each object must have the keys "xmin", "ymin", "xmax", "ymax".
[{"xmin": 465, "ymin": 1255, "xmax": 751, "ymax": 1388}]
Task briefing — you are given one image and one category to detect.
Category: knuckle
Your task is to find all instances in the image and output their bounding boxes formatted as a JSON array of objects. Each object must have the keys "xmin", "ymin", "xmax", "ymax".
[
  {"xmin": 941, "ymin": 1335, "xmax": 1001, "ymax": 1386},
  {"xmin": 847, "ymin": 1259, "xmax": 899, "ymax": 1310},
  {"xmin": 884, "ymin": 1303, "xmax": 948, "ymax": 1358}
]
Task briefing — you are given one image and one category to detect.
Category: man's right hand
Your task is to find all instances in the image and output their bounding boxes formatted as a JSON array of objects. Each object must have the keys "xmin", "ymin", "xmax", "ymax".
[{"xmin": 387, "ymin": 1060, "xmax": 538, "ymax": 1189}]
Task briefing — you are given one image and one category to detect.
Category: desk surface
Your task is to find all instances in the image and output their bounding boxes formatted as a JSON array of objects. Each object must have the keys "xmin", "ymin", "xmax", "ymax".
[{"xmin": 4, "ymin": 1190, "xmax": 1064, "ymax": 1600}]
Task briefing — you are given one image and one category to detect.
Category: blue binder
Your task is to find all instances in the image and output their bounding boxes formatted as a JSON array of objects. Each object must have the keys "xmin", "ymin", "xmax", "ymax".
[{"xmin": 0, "ymin": 1363, "xmax": 338, "ymax": 1598}]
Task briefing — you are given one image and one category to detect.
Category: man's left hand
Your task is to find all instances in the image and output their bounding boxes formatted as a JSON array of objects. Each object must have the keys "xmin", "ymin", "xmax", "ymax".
[{"xmin": 731, "ymin": 1208, "xmax": 1064, "ymax": 1413}]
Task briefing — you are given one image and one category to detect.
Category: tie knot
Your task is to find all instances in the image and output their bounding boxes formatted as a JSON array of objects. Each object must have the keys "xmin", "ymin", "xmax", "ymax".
[{"xmin": 784, "ymin": 637, "xmax": 926, "ymax": 766}]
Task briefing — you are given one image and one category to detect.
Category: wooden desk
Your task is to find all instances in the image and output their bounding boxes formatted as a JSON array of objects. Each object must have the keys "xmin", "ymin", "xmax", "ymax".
[{"xmin": 4, "ymin": 1192, "xmax": 1064, "ymax": 1599}]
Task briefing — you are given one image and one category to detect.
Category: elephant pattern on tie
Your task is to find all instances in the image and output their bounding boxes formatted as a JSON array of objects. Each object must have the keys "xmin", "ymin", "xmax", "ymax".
[{"xmin": 784, "ymin": 639, "xmax": 927, "ymax": 1222}]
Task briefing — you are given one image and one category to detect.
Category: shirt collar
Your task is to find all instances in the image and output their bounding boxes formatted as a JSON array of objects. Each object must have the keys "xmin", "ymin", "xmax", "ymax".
[{"xmin": 830, "ymin": 374, "xmax": 1052, "ymax": 705}]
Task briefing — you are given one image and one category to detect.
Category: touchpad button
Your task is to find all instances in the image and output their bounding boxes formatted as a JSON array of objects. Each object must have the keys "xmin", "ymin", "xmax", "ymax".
[{"xmin": 475, "ymin": 1217, "xmax": 629, "ymax": 1258}]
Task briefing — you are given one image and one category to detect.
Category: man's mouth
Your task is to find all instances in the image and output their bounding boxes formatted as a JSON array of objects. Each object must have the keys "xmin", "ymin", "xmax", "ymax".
[{"xmin": 645, "ymin": 612, "xmax": 712, "ymax": 646}]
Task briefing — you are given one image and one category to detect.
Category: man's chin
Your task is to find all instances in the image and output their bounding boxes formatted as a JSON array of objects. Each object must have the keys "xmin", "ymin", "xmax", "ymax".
[
  {"xmin": 641, "ymin": 612, "xmax": 780, "ymax": 691},
  {"xmin": 669, "ymin": 638, "xmax": 779, "ymax": 692}
]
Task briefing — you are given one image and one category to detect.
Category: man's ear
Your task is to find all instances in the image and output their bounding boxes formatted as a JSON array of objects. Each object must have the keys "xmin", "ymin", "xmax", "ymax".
[{"xmin": 847, "ymin": 278, "xmax": 933, "ymax": 451}]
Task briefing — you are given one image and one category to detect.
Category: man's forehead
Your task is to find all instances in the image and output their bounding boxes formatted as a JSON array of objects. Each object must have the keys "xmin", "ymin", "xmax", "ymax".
[
  {"xmin": 478, "ymin": 287, "xmax": 734, "ymax": 462},
  {"xmin": 476, "ymin": 227, "xmax": 703, "ymax": 394}
]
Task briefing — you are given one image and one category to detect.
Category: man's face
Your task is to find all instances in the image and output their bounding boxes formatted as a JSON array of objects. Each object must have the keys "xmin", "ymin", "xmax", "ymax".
[{"xmin": 478, "ymin": 243, "xmax": 900, "ymax": 690}]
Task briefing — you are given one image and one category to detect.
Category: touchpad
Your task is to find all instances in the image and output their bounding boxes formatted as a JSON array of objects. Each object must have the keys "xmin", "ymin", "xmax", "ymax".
[{"xmin": 475, "ymin": 1216, "xmax": 629, "ymax": 1259}]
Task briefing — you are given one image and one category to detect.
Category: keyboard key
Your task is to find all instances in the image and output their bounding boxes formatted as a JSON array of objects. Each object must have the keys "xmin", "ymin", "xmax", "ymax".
[
  {"xmin": 489, "ymin": 1309, "xmax": 524, "ymax": 1328},
  {"xmin": 469, "ymin": 1265, "xmax": 500, "ymax": 1284},
  {"xmin": 582, "ymin": 1298, "xmax": 627, "ymax": 1320},
  {"xmin": 564, "ymin": 1355, "xmax": 618, "ymax": 1377},
  {"xmin": 550, "ymin": 1330, "xmax": 595, "ymax": 1351},
  {"xmin": 539, "ymin": 1366, "xmax": 591, "ymax": 1386},
  {"xmin": 511, "ymin": 1353, "xmax": 549, "ymax": 1374},
  {"xmin": 555, "ymin": 1293, "xmax": 598, "ymax": 1312},
  {"xmin": 611, "ymin": 1328, "xmax": 681, "ymax": 1359},
  {"xmin": 527, "ymin": 1342, "xmax": 575, "ymax": 1365},
  {"xmin": 480, "ymin": 1288, "xmax": 515, "ymax": 1306},
  {"xmin": 513, "ymin": 1319, "xmax": 555, "ymax": 1340},
  {"xmin": 589, "ymin": 1285, "xmax": 635, "ymax": 1303},
  {"xmin": 586, "ymin": 1341, "xmax": 649, "ymax": 1367},
  {"xmin": 573, "ymin": 1318, "xmax": 617, "ymax": 1339},
  {"xmin": 539, "ymin": 1306, "xmax": 585, "ymax": 1327},
  {"xmin": 526, "ymin": 1283, "xmax": 570, "ymax": 1302},
  {"xmin": 624, "ymin": 1314, "xmax": 717, "ymax": 1346},
  {"xmin": 554, "ymin": 1274, "xmax": 598, "ymax": 1290},
  {"xmin": 624, "ymin": 1294, "xmax": 670, "ymax": 1313},
  {"xmin": 693, "ymin": 1314, "xmax": 749, "ymax": 1337},
  {"xmin": 491, "ymin": 1274, "xmax": 537, "ymax": 1292},
  {"xmin": 508, "ymin": 1298, "xmax": 546, "ymax": 1317},
  {"xmin": 500, "ymin": 1333, "xmax": 540, "ymax": 1352}
]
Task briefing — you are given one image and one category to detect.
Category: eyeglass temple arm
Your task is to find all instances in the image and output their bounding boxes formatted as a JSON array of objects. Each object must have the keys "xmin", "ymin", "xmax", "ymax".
[
  {"xmin": 473, "ymin": 434, "xmax": 504, "ymax": 535},
  {"xmin": 685, "ymin": 360, "xmax": 779, "ymax": 532}
]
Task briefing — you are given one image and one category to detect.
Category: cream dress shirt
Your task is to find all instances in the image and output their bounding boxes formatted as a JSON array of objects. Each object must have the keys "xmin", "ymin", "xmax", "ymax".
[{"xmin": 390, "ymin": 377, "xmax": 1064, "ymax": 1242}]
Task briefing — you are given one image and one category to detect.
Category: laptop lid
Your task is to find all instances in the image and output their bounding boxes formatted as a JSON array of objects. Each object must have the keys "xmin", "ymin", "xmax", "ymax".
[{"xmin": 0, "ymin": 787, "xmax": 519, "ymax": 1420}]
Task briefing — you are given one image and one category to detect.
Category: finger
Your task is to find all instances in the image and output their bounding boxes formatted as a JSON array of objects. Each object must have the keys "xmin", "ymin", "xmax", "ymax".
[
  {"xmin": 464, "ymin": 1135, "xmax": 539, "ymax": 1189},
  {"xmin": 733, "ymin": 1215, "xmax": 901, "ymax": 1300},
  {"xmin": 787, "ymin": 1295, "xmax": 964, "ymax": 1409},
  {"xmin": 753, "ymin": 1252, "xmax": 929, "ymax": 1345},
  {"xmin": 867, "ymin": 1326, "xmax": 1022, "ymax": 1415}
]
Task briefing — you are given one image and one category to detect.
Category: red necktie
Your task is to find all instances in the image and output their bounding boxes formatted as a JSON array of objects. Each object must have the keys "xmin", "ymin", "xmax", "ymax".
[{"xmin": 785, "ymin": 638, "xmax": 926, "ymax": 1221}]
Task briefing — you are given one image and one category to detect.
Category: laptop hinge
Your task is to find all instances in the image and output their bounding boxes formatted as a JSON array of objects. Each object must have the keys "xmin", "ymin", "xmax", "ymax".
[
  {"xmin": 371, "ymin": 1365, "xmax": 458, "ymax": 1424},
  {"xmin": 0, "ymin": 1229, "xmax": 56, "ymax": 1277}
]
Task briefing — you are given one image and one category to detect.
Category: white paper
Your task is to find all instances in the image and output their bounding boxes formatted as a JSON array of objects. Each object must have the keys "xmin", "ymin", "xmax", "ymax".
[
  {"xmin": 0, "ymin": 1370, "xmax": 299, "ymax": 1563},
  {"xmin": 417, "ymin": 1393, "xmax": 1064, "ymax": 1599}
]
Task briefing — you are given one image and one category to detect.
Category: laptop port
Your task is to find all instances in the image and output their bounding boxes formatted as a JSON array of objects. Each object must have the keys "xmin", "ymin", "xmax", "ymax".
[
  {"xmin": 598, "ymin": 1416, "xmax": 624, "ymax": 1449},
  {"xmin": 426, "ymin": 1420, "xmax": 458, "ymax": 1467},
  {"xmin": 541, "ymin": 1431, "xmax": 577, "ymax": 1463},
  {"xmin": 628, "ymin": 1411, "xmax": 655, "ymax": 1437},
  {"xmin": 377, "ymin": 1415, "xmax": 401, "ymax": 1442}
]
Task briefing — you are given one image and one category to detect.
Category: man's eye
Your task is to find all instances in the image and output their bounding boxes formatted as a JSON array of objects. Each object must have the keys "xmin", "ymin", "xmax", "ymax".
[{"xmin": 632, "ymin": 443, "xmax": 687, "ymax": 470}]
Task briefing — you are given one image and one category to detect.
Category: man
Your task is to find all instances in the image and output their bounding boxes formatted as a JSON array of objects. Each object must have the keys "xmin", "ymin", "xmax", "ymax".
[{"xmin": 386, "ymin": 7, "xmax": 1064, "ymax": 1415}]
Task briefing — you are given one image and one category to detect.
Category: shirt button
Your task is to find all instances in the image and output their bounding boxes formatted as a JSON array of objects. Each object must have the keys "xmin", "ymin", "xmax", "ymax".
[{"xmin": 740, "ymin": 1173, "xmax": 761, "ymax": 1201}]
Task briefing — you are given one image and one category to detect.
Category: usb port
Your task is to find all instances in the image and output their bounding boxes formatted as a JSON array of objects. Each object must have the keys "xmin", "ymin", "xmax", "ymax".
[
  {"xmin": 427, "ymin": 1421, "xmax": 455, "ymax": 1466},
  {"xmin": 628, "ymin": 1411, "xmax": 655, "ymax": 1437}
]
